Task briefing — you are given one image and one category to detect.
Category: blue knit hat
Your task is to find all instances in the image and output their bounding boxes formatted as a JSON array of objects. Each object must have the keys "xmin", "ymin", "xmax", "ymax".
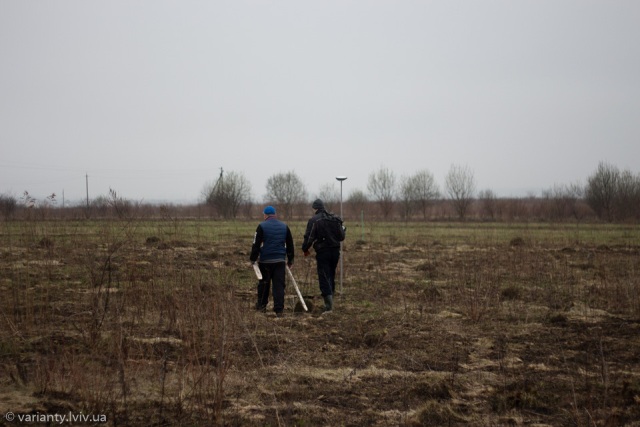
[{"xmin": 263, "ymin": 206, "xmax": 276, "ymax": 215}]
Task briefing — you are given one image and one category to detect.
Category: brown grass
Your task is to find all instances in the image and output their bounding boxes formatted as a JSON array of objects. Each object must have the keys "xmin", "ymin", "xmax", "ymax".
[{"xmin": 1, "ymin": 219, "xmax": 640, "ymax": 426}]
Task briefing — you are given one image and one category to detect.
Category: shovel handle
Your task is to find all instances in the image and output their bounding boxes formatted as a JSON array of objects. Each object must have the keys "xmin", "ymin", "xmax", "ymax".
[{"xmin": 286, "ymin": 266, "xmax": 308, "ymax": 311}]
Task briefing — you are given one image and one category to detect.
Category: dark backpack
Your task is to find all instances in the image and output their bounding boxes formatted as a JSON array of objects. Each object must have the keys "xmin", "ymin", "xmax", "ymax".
[{"xmin": 320, "ymin": 212, "xmax": 346, "ymax": 242}]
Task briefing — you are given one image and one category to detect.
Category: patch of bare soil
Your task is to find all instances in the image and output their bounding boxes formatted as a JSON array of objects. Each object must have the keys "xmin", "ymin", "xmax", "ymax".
[{"xmin": 1, "ymin": 229, "xmax": 640, "ymax": 426}]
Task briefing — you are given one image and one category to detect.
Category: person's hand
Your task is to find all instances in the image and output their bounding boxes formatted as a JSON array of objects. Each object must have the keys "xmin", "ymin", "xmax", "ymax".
[
  {"xmin": 304, "ymin": 250, "xmax": 310, "ymax": 257},
  {"xmin": 287, "ymin": 262, "xmax": 293, "ymax": 269}
]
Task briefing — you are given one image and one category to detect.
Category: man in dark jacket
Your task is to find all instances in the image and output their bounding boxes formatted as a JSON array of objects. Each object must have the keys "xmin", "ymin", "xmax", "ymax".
[
  {"xmin": 250, "ymin": 206, "xmax": 294, "ymax": 317},
  {"xmin": 301, "ymin": 199, "xmax": 341, "ymax": 312}
]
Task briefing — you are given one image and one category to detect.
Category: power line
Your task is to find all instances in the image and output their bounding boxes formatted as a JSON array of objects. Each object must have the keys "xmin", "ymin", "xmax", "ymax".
[{"xmin": 0, "ymin": 161, "xmax": 215, "ymax": 175}]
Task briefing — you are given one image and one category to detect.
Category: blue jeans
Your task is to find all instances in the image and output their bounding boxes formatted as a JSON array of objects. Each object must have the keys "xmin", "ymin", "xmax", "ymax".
[{"xmin": 315, "ymin": 249, "xmax": 340, "ymax": 296}]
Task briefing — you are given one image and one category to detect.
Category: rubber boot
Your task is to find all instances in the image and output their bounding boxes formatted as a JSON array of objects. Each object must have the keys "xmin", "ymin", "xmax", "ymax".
[
  {"xmin": 256, "ymin": 280, "xmax": 268, "ymax": 312},
  {"xmin": 323, "ymin": 294, "xmax": 333, "ymax": 313}
]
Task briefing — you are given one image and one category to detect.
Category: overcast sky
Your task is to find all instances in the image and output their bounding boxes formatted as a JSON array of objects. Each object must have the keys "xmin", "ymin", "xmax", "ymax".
[{"xmin": 1, "ymin": 1, "xmax": 639, "ymax": 205}]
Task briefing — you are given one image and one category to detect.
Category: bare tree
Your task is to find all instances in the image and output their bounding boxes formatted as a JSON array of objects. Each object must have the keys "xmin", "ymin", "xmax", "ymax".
[
  {"xmin": 615, "ymin": 169, "xmax": 640, "ymax": 221},
  {"xmin": 399, "ymin": 175, "xmax": 417, "ymax": 220},
  {"xmin": 264, "ymin": 171, "xmax": 307, "ymax": 219},
  {"xmin": 542, "ymin": 182, "xmax": 584, "ymax": 221},
  {"xmin": 107, "ymin": 188, "xmax": 134, "ymax": 219},
  {"xmin": 411, "ymin": 170, "xmax": 440, "ymax": 220},
  {"xmin": 203, "ymin": 170, "xmax": 252, "ymax": 219},
  {"xmin": 90, "ymin": 195, "xmax": 110, "ymax": 217},
  {"xmin": 477, "ymin": 189, "xmax": 497, "ymax": 220},
  {"xmin": 445, "ymin": 164, "xmax": 476, "ymax": 220},
  {"xmin": 585, "ymin": 162, "xmax": 619, "ymax": 222},
  {"xmin": 346, "ymin": 189, "xmax": 368, "ymax": 219},
  {"xmin": 367, "ymin": 166, "xmax": 396, "ymax": 219},
  {"xmin": 0, "ymin": 193, "xmax": 18, "ymax": 219}
]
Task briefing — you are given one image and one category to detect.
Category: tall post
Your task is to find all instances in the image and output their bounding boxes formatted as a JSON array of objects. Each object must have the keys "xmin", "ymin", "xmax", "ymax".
[
  {"xmin": 86, "ymin": 174, "xmax": 89, "ymax": 210},
  {"xmin": 335, "ymin": 176, "xmax": 347, "ymax": 294}
]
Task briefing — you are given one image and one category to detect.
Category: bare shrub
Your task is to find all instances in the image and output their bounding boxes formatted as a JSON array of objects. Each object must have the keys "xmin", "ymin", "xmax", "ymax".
[
  {"xmin": 445, "ymin": 164, "xmax": 476, "ymax": 220},
  {"xmin": 368, "ymin": 166, "xmax": 396, "ymax": 219},
  {"xmin": 0, "ymin": 193, "xmax": 18, "ymax": 219},
  {"xmin": 203, "ymin": 169, "xmax": 252, "ymax": 219},
  {"xmin": 346, "ymin": 189, "xmax": 368, "ymax": 220},
  {"xmin": 478, "ymin": 189, "xmax": 497, "ymax": 220},
  {"xmin": 510, "ymin": 237, "xmax": 525, "ymax": 247},
  {"xmin": 586, "ymin": 161, "xmax": 620, "ymax": 222}
]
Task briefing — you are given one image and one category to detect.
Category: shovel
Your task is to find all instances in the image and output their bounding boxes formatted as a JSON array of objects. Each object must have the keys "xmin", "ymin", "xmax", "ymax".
[
  {"xmin": 252, "ymin": 262, "xmax": 262, "ymax": 280},
  {"xmin": 286, "ymin": 266, "xmax": 308, "ymax": 312}
]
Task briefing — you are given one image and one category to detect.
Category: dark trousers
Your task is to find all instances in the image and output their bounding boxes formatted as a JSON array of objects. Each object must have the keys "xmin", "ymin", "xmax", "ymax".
[
  {"xmin": 316, "ymin": 249, "xmax": 340, "ymax": 297},
  {"xmin": 257, "ymin": 262, "xmax": 286, "ymax": 313}
]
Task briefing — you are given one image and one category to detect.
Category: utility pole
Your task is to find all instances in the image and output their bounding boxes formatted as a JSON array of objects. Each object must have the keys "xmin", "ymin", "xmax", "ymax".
[
  {"xmin": 335, "ymin": 176, "xmax": 347, "ymax": 294},
  {"xmin": 211, "ymin": 167, "xmax": 224, "ymax": 194},
  {"xmin": 86, "ymin": 174, "xmax": 89, "ymax": 210}
]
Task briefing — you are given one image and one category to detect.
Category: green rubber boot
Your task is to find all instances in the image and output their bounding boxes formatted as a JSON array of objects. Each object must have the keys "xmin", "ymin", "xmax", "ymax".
[{"xmin": 323, "ymin": 294, "xmax": 333, "ymax": 313}]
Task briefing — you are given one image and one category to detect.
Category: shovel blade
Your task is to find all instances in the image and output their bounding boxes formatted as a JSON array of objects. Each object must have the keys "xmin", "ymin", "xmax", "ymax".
[{"xmin": 252, "ymin": 263, "xmax": 262, "ymax": 280}]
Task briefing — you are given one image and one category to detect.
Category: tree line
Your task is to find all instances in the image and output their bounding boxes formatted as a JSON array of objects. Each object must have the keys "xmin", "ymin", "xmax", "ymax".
[
  {"xmin": 197, "ymin": 161, "xmax": 639, "ymax": 223},
  {"xmin": 2, "ymin": 162, "xmax": 639, "ymax": 222}
]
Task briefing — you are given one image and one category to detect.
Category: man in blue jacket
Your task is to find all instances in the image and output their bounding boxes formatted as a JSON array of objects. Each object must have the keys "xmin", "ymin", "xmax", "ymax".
[{"xmin": 250, "ymin": 206, "xmax": 294, "ymax": 317}]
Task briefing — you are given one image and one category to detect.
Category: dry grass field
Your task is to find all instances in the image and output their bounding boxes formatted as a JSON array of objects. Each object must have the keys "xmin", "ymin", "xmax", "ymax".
[{"xmin": 1, "ymin": 218, "xmax": 640, "ymax": 426}]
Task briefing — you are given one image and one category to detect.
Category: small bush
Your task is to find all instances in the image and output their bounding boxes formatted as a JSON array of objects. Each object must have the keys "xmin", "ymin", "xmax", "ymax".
[
  {"xmin": 500, "ymin": 285, "xmax": 521, "ymax": 301},
  {"xmin": 510, "ymin": 237, "xmax": 525, "ymax": 247}
]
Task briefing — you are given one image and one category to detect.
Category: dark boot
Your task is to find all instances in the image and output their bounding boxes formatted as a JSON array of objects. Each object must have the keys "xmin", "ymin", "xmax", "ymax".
[
  {"xmin": 256, "ymin": 280, "xmax": 268, "ymax": 312},
  {"xmin": 323, "ymin": 294, "xmax": 333, "ymax": 312}
]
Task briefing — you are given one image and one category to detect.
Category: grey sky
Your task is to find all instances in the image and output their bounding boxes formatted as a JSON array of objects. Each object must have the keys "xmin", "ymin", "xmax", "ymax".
[{"xmin": 2, "ymin": 1, "xmax": 639, "ymax": 204}]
